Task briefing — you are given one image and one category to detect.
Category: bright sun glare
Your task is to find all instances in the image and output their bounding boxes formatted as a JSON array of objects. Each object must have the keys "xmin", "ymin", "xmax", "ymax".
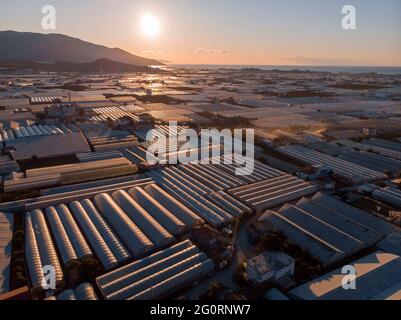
[{"xmin": 140, "ymin": 14, "xmax": 160, "ymax": 38}]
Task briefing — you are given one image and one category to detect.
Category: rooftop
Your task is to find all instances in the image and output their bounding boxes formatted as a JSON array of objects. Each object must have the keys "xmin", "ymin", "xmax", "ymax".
[
  {"xmin": 290, "ymin": 251, "xmax": 401, "ymax": 300},
  {"xmin": 247, "ymin": 251, "xmax": 294, "ymax": 280}
]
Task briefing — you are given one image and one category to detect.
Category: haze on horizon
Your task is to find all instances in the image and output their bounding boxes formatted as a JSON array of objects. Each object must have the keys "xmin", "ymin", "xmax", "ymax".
[{"xmin": 0, "ymin": 0, "xmax": 400, "ymax": 66}]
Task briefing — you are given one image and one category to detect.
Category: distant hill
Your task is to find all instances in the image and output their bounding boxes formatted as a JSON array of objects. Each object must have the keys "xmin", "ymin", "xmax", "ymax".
[
  {"xmin": 0, "ymin": 58, "xmax": 164, "ymax": 73},
  {"xmin": 0, "ymin": 30, "xmax": 161, "ymax": 66}
]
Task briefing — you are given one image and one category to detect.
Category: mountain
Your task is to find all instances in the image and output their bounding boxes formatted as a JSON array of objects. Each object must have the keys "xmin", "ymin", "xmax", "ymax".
[
  {"xmin": 0, "ymin": 30, "xmax": 161, "ymax": 66},
  {"xmin": 0, "ymin": 59, "xmax": 164, "ymax": 73}
]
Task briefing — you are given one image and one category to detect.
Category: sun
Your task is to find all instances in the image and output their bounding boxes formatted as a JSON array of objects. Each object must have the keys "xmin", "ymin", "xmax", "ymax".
[{"xmin": 140, "ymin": 14, "xmax": 161, "ymax": 38}]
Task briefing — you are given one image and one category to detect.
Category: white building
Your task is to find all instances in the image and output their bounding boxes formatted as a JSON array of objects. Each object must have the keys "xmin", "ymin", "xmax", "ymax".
[{"xmin": 247, "ymin": 251, "xmax": 295, "ymax": 285}]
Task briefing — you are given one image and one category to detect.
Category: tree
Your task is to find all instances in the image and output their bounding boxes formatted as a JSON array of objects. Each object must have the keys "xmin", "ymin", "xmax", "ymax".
[
  {"xmin": 284, "ymin": 240, "xmax": 302, "ymax": 256},
  {"xmin": 78, "ymin": 108, "xmax": 85, "ymax": 118},
  {"xmin": 235, "ymin": 262, "xmax": 248, "ymax": 285},
  {"xmin": 257, "ymin": 233, "xmax": 283, "ymax": 252},
  {"xmin": 206, "ymin": 281, "xmax": 222, "ymax": 300},
  {"xmin": 106, "ymin": 117, "xmax": 114, "ymax": 128}
]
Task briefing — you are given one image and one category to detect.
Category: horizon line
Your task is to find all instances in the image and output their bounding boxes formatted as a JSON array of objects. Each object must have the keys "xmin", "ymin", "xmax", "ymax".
[{"xmin": 168, "ymin": 63, "xmax": 401, "ymax": 68}]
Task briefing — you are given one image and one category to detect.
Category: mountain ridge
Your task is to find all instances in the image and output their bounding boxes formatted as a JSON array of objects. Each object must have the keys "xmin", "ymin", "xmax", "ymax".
[
  {"xmin": 0, "ymin": 30, "xmax": 161, "ymax": 66},
  {"xmin": 0, "ymin": 58, "xmax": 165, "ymax": 73}
]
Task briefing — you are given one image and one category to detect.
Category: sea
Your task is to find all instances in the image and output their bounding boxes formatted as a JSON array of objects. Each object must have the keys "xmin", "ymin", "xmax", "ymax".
[{"xmin": 169, "ymin": 64, "xmax": 401, "ymax": 75}]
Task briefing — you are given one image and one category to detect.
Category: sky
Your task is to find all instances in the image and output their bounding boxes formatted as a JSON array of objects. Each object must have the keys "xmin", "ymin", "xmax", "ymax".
[{"xmin": 1, "ymin": 0, "xmax": 400, "ymax": 66}]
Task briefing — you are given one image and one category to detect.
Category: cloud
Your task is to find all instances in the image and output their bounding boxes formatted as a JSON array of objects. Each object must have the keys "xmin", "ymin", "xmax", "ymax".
[
  {"xmin": 281, "ymin": 54, "xmax": 360, "ymax": 66},
  {"xmin": 194, "ymin": 48, "xmax": 229, "ymax": 55},
  {"xmin": 142, "ymin": 50, "xmax": 166, "ymax": 55}
]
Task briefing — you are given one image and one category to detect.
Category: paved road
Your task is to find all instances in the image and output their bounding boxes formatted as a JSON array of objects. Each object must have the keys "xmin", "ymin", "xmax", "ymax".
[{"xmin": 184, "ymin": 216, "xmax": 257, "ymax": 299}]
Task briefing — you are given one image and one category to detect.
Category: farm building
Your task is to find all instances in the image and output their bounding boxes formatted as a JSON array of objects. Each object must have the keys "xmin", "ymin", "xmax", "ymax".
[
  {"xmin": 146, "ymin": 162, "xmax": 257, "ymax": 227},
  {"xmin": 6, "ymin": 133, "xmax": 91, "ymax": 161},
  {"xmin": 337, "ymin": 140, "xmax": 401, "ymax": 161},
  {"xmin": 135, "ymin": 124, "xmax": 190, "ymax": 141},
  {"xmin": 337, "ymin": 150, "xmax": 401, "ymax": 175},
  {"xmin": 25, "ymin": 210, "xmax": 64, "ymax": 293},
  {"xmin": 372, "ymin": 187, "xmax": 401, "ymax": 208},
  {"xmin": 0, "ymin": 155, "xmax": 20, "ymax": 176},
  {"xmin": 21, "ymin": 175, "xmax": 215, "ymax": 296},
  {"xmin": 4, "ymin": 156, "xmax": 137, "ymax": 193},
  {"xmin": 96, "ymin": 240, "xmax": 215, "ymax": 300},
  {"xmin": 260, "ymin": 192, "xmax": 394, "ymax": 266},
  {"xmin": 290, "ymin": 251, "xmax": 401, "ymax": 300},
  {"xmin": 88, "ymin": 106, "xmax": 143, "ymax": 123},
  {"xmin": 228, "ymin": 174, "xmax": 318, "ymax": 213},
  {"xmin": 363, "ymin": 138, "xmax": 401, "ymax": 153},
  {"xmin": 1, "ymin": 124, "xmax": 65, "ymax": 141},
  {"xmin": 45, "ymin": 283, "xmax": 98, "ymax": 300},
  {"xmin": 246, "ymin": 252, "xmax": 295, "ymax": 285},
  {"xmin": 0, "ymin": 212, "xmax": 13, "ymax": 294},
  {"xmin": 86, "ymin": 133, "xmax": 138, "ymax": 152},
  {"xmin": 276, "ymin": 144, "xmax": 387, "ymax": 184},
  {"xmin": 142, "ymin": 155, "xmax": 280, "ymax": 224}
]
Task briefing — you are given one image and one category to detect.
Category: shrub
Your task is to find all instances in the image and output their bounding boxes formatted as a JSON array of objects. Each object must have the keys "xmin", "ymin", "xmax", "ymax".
[
  {"xmin": 14, "ymin": 271, "xmax": 27, "ymax": 288},
  {"xmin": 12, "ymin": 257, "xmax": 25, "ymax": 268}
]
